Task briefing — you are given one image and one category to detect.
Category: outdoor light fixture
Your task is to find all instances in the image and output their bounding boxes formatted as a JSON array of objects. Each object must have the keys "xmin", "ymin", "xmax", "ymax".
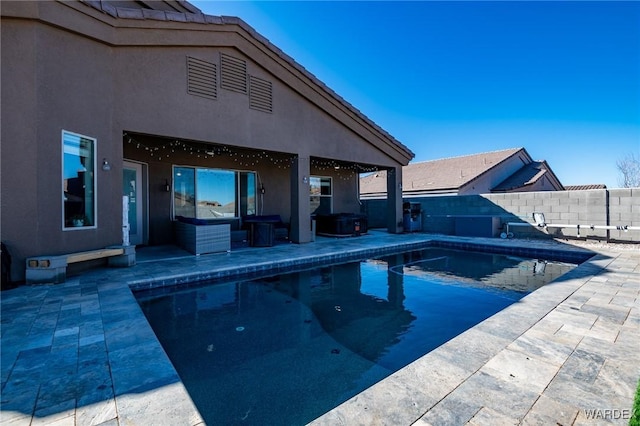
[
  {"xmin": 101, "ymin": 158, "xmax": 111, "ymax": 171},
  {"xmin": 164, "ymin": 179, "xmax": 171, "ymax": 192},
  {"xmin": 302, "ymin": 176, "xmax": 308, "ymax": 184}
]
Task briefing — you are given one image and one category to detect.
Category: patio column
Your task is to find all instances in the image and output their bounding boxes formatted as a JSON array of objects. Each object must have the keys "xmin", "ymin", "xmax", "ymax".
[
  {"xmin": 386, "ymin": 165, "xmax": 403, "ymax": 234},
  {"xmin": 290, "ymin": 155, "xmax": 312, "ymax": 243}
]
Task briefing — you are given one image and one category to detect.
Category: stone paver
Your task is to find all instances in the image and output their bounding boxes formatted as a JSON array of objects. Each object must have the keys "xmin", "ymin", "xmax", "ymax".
[{"xmin": 1, "ymin": 232, "xmax": 638, "ymax": 425}]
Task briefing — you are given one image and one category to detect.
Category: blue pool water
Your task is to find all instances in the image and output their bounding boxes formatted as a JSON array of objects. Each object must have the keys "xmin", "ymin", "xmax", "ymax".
[{"xmin": 137, "ymin": 247, "xmax": 576, "ymax": 425}]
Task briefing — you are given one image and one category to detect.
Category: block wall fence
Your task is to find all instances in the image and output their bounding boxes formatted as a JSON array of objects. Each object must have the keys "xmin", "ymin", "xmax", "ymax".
[{"xmin": 361, "ymin": 188, "xmax": 639, "ymax": 243}]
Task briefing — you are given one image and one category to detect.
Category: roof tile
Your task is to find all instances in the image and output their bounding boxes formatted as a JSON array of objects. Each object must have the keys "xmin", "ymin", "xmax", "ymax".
[
  {"xmin": 116, "ymin": 7, "xmax": 144, "ymax": 20},
  {"xmin": 360, "ymin": 148, "xmax": 527, "ymax": 196},
  {"xmin": 565, "ymin": 184, "xmax": 607, "ymax": 190},
  {"xmin": 142, "ymin": 9, "xmax": 167, "ymax": 21},
  {"xmin": 165, "ymin": 11, "xmax": 187, "ymax": 22},
  {"xmin": 185, "ymin": 12, "xmax": 206, "ymax": 24}
]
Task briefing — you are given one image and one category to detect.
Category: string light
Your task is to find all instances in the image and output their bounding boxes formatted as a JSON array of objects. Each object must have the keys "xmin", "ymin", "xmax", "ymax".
[
  {"xmin": 124, "ymin": 133, "xmax": 381, "ymax": 178},
  {"xmin": 310, "ymin": 158, "xmax": 380, "ymax": 181},
  {"xmin": 125, "ymin": 133, "xmax": 296, "ymax": 169}
]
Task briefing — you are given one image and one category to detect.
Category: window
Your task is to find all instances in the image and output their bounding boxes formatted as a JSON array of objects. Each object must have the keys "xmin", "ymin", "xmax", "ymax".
[
  {"xmin": 310, "ymin": 176, "xmax": 332, "ymax": 215},
  {"xmin": 173, "ymin": 166, "xmax": 256, "ymax": 219},
  {"xmin": 63, "ymin": 130, "xmax": 96, "ymax": 229}
]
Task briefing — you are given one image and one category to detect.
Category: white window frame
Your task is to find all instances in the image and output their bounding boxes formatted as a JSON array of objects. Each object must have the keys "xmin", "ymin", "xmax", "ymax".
[{"xmin": 62, "ymin": 130, "xmax": 97, "ymax": 230}]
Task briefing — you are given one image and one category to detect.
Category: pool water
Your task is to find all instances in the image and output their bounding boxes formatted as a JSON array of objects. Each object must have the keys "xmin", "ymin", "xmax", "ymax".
[{"xmin": 137, "ymin": 247, "xmax": 576, "ymax": 425}]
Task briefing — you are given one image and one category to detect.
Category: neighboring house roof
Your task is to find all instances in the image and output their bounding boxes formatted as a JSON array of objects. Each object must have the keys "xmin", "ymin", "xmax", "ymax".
[
  {"xmin": 491, "ymin": 160, "xmax": 564, "ymax": 192},
  {"xmin": 360, "ymin": 148, "xmax": 524, "ymax": 197},
  {"xmin": 565, "ymin": 184, "xmax": 607, "ymax": 190},
  {"xmin": 404, "ymin": 148, "xmax": 525, "ymax": 193},
  {"xmin": 360, "ymin": 147, "xmax": 565, "ymax": 198},
  {"xmin": 78, "ymin": 0, "xmax": 414, "ymax": 165}
]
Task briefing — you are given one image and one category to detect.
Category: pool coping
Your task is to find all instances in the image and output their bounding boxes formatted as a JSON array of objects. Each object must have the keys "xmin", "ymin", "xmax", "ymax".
[
  {"xmin": 129, "ymin": 237, "xmax": 593, "ymax": 293},
  {"xmin": 1, "ymin": 233, "xmax": 638, "ymax": 425}
]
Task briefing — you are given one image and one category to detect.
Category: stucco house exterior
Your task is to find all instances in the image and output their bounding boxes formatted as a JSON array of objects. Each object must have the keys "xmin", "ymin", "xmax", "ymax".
[
  {"xmin": 360, "ymin": 147, "xmax": 563, "ymax": 199},
  {"xmin": 1, "ymin": 0, "xmax": 414, "ymax": 283}
]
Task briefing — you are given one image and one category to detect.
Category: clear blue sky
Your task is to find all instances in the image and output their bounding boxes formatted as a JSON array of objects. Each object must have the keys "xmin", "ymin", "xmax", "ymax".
[{"xmin": 191, "ymin": 1, "xmax": 639, "ymax": 188}]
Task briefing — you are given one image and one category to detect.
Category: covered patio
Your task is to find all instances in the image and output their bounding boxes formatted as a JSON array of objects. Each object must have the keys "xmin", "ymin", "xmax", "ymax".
[{"xmin": 122, "ymin": 132, "xmax": 401, "ymax": 251}]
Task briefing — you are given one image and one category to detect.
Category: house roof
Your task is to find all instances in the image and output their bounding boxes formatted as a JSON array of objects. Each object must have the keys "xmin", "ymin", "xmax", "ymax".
[
  {"xmin": 360, "ymin": 148, "xmax": 525, "ymax": 196},
  {"xmin": 491, "ymin": 160, "xmax": 564, "ymax": 192},
  {"xmin": 101, "ymin": 1, "xmax": 201, "ymax": 14},
  {"xmin": 76, "ymin": 0, "xmax": 414, "ymax": 165},
  {"xmin": 564, "ymin": 184, "xmax": 607, "ymax": 190}
]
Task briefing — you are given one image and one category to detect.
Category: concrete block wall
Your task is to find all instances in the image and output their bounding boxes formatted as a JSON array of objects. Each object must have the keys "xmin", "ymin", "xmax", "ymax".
[{"xmin": 361, "ymin": 188, "xmax": 639, "ymax": 242}]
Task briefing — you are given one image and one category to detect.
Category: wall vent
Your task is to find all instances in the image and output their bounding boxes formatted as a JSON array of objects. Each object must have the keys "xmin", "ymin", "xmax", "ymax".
[
  {"xmin": 249, "ymin": 76, "xmax": 273, "ymax": 113},
  {"xmin": 220, "ymin": 53, "xmax": 247, "ymax": 94},
  {"xmin": 187, "ymin": 56, "xmax": 217, "ymax": 100}
]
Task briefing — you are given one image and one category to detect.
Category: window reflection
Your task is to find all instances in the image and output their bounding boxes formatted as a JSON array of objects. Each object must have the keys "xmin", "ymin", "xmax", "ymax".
[
  {"xmin": 174, "ymin": 166, "xmax": 256, "ymax": 219},
  {"xmin": 310, "ymin": 176, "xmax": 332, "ymax": 215},
  {"xmin": 63, "ymin": 131, "xmax": 95, "ymax": 228},
  {"xmin": 174, "ymin": 167, "xmax": 196, "ymax": 218}
]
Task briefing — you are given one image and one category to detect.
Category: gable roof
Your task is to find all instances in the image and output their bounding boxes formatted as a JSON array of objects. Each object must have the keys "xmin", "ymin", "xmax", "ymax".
[
  {"xmin": 360, "ymin": 148, "xmax": 525, "ymax": 197},
  {"xmin": 491, "ymin": 160, "xmax": 564, "ymax": 192},
  {"xmin": 360, "ymin": 147, "xmax": 568, "ymax": 198},
  {"xmin": 404, "ymin": 148, "xmax": 525, "ymax": 193},
  {"xmin": 75, "ymin": 0, "xmax": 414, "ymax": 165}
]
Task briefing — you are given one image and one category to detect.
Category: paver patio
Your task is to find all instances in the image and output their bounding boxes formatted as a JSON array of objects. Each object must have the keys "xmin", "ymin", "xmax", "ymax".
[{"xmin": 1, "ymin": 232, "xmax": 638, "ymax": 425}]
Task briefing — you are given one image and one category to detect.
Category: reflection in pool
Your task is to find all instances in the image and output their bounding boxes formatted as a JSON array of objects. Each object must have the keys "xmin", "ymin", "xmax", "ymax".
[{"xmin": 137, "ymin": 247, "xmax": 575, "ymax": 425}]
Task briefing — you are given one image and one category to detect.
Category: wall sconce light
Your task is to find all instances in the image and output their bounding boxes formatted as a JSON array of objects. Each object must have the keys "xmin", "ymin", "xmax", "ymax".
[
  {"xmin": 302, "ymin": 176, "xmax": 308, "ymax": 184},
  {"xmin": 101, "ymin": 158, "xmax": 111, "ymax": 171},
  {"xmin": 164, "ymin": 179, "xmax": 171, "ymax": 192}
]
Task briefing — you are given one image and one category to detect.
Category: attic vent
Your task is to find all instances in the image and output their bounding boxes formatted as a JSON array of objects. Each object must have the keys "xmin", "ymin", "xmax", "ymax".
[
  {"xmin": 249, "ymin": 76, "xmax": 273, "ymax": 113},
  {"xmin": 187, "ymin": 56, "xmax": 217, "ymax": 100},
  {"xmin": 220, "ymin": 53, "xmax": 247, "ymax": 94}
]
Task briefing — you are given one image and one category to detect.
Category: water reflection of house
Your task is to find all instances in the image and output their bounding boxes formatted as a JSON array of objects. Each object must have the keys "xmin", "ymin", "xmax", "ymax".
[{"xmin": 1, "ymin": 1, "xmax": 413, "ymax": 282}]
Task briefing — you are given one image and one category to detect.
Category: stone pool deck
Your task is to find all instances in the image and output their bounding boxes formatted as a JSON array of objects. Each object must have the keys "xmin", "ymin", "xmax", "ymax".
[{"xmin": 1, "ymin": 232, "xmax": 638, "ymax": 425}]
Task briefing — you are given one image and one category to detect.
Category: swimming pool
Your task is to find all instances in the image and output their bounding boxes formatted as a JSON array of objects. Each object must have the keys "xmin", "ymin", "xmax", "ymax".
[{"xmin": 136, "ymin": 246, "xmax": 577, "ymax": 425}]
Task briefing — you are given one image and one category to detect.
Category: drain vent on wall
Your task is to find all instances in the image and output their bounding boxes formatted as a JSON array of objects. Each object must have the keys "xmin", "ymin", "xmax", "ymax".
[{"xmin": 186, "ymin": 56, "xmax": 217, "ymax": 100}]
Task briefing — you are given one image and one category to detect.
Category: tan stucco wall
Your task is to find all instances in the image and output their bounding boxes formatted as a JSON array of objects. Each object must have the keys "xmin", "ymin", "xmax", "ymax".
[
  {"xmin": 114, "ymin": 45, "xmax": 396, "ymax": 165},
  {"xmin": 1, "ymin": 14, "xmax": 124, "ymax": 269},
  {"xmin": 1, "ymin": 1, "xmax": 410, "ymax": 281}
]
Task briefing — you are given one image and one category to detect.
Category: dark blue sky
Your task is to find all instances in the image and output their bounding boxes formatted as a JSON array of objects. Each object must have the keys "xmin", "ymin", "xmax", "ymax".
[{"xmin": 192, "ymin": 1, "xmax": 639, "ymax": 187}]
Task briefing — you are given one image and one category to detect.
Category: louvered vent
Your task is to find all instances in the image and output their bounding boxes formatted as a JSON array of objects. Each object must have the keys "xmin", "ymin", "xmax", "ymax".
[
  {"xmin": 249, "ymin": 76, "xmax": 273, "ymax": 113},
  {"xmin": 187, "ymin": 56, "xmax": 217, "ymax": 100},
  {"xmin": 220, "ymin": 53, "xmax": 247, "ymax": 94}
]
